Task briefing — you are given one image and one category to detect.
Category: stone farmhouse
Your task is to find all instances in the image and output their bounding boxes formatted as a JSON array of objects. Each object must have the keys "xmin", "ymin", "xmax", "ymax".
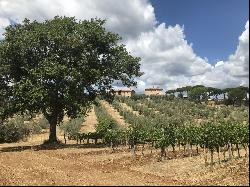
[
  {"xmin": 144, "ymin": 86, "xmax": 164, "ymax": 96},
  {"xmin": 113, "ymin": 88, "xmax": 135, "ymax": 97}
]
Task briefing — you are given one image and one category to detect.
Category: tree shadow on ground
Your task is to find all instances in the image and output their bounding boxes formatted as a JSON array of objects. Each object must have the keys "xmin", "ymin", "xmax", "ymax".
[{"xmin": 0, "ymin": 143, "xmax": 107, "ymax": 153}]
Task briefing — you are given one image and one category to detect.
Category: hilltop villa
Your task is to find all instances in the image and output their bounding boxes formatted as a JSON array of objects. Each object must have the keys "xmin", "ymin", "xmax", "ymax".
[
  {"xmin": 144, "ymin": 86, "xmax": 164, "ymax": 96},
  {"xmin": 113, "ymin": 88, "xmax": 135, "ymax": 97}
]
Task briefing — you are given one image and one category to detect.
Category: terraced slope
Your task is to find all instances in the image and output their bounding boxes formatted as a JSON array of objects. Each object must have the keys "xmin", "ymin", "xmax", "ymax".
[
  {"xmin": 80, "ymin": 107, "xmax": 97, "ymax": 133},
  {"xmin": 100, "ymin": 100, "xmax": 130, "ymax": 129}
]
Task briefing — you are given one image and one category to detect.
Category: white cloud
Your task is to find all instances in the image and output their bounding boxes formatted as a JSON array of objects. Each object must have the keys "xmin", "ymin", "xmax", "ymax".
[
  {"xmin": 214, "ymin": 61, "xmax": 224, "ymax": 67},
  {"xmin": 224, "ymin": 21, "xmax": 249, "ymax": 78},
  {"xmin": 126, "ymin": 19, "xmax": 249, "ymax": 90},
  {"xmin": 0, "ymin": 0, "xmax": 156, "ymax": 40},
  {"xmin": 126, "ymin": 23, "xmax": 213, "ymax": 90},
  {"xmin": 196, "ymin": 21, "xmax": 249, "ymax": 89}
]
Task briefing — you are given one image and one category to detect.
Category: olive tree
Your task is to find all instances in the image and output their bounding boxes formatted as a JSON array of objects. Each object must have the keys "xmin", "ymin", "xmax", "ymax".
[{"xmin": 0, "ymin": 16, "xmax": 142, "ymax": 143}]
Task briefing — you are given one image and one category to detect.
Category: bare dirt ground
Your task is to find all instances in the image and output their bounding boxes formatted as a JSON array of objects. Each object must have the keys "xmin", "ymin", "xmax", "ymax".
[
  {"xmin": 100, "ymin": 100, "xmax": 130, "ymax": 129},
  {"xmin": 80, "ymin": 107, "xmax": 97, "ymax": 133},
  {"xmin": 0, "ymin": 133, "xmax": 249, "ymax": 186}
]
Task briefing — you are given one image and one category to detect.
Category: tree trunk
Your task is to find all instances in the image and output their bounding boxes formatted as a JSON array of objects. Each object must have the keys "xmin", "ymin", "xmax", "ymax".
[
  {"xmin": 160, "ymin": 146, "xmax": 165, "ymax": 161},
  {"xmin": 228, "ymin": 143, "xmax": 232, "ymax": 160},
  {"xmin": 48, "ymin": 118, "xmax": 58, "ymax": 143},
  {"xmin": 110, "ymin": 140, "xmax": 114, "ymax": 151},
  {"xmin": 64, "ymin": 133, "xmax": 67, "ymax": 144},
  {"xmin": 190, "ymin": 144, "xmax": 193, "ymax": 157},
  {"xmin": 172, "ymin": 145, "xmax": 176, "ymax": 156},
  {"xmin": 186, "ymin": 144, "xmax": 189, "ymax": 155},
  {"xmin": 210, "ymin": 150, "xmax": 214, "ymax": 166},
  {"xmin": 217, "ymin": 147, "xmax": 221, "ymax": 164},
  {"xmin": 131, "ymin": 144, "xmax": 136, "ymax": 157},
  {"xmin": 243, "ymin": 143, "xmax": 248, "ymax": 157},
  {"xmin": 196, "ymin": 146, "xmax": 199, "ymax": 155},
  {"xmin": 150, "ymin": 143, "xmax": 153, "ymax": 154},
  {"xmin": 223, "ymin": 146, "xmax": 227, "ymax": 161},
  {"xmin": 204, "ymin": 146, "xmax": 208, "ymax": 166},
  {"xmin": 141, "ymin": 144, "xmax": 145, "ymax": 156},
  {"xmin": 231, "ymin": 144, "xmax": 234, "ymax": 158},
  {"xmin": 130, "ymin": 140, "xmax": 136, "ymax": 157},
  {"xmin": 236, "ymin": 144, "xmax": 240, "ymax": 158}
]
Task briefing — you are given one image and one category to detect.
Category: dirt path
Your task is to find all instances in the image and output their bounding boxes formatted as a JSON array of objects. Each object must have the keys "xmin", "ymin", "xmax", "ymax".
[
  {"xmin": 80, "ymin": 107, "xmax": 97, "ymax": 133},
  {"xmin": 100, "ymin": 100, "xmax": 130, "ymax": 129}
]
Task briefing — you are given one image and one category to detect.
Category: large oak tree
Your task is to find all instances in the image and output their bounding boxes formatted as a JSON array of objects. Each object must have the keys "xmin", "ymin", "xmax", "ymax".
[{"xmin": 0, "ymin": 16, "xmax": 142, "ymax": 143}]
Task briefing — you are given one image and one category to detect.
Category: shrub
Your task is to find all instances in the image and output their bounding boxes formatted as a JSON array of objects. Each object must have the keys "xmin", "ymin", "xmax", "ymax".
[
  {"xmin": 37, "ymin": 117, "xmax": 50, "ymax": 129},
  {"xmin": 30, "ymin": 121, "xmax": 43, "ymax": 134},
  {"xmin": 59, "ymin": 117, "xmax": 83, "ymax": 136},
  {"xmin": 0, "ymin": 116, "xmax": 31, "ymax": 143},
  {"xmin": 95, "ymin": 118, "xmax": 118, "ymax": 136}
]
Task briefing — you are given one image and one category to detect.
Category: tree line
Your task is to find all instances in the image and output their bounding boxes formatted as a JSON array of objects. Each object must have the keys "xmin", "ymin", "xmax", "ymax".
[{"xmin": 165, "ymin": 85, "xmax": 249, "ymax": 106}]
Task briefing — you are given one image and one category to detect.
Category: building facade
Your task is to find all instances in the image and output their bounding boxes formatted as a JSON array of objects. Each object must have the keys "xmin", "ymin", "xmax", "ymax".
[
  {"xmin": 113, "ymin": 89, "xmax": 135, "ymax": 97},
  {"xmin": 144, "ymin": 87, "xmax": 164, "ymax": 96}
]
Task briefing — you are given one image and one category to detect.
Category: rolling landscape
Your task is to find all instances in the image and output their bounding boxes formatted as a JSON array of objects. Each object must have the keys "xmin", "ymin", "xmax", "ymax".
[
  {"xmin": 0, "ymin": 0, "xmax": 249, "ymax": 186},
  {"xmin": 0, "ymin": 94, "xmax": 249, "ymax": 185}
]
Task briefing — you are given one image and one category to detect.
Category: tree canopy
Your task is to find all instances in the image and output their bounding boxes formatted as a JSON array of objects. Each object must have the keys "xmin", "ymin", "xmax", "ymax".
[
  {"xmin": 226, "ymin": 86, "xmax": 248, "ymax": 106},
  {"xmin": 165, "ymin": 85, "xmax": 249, "ymax": 105},
  {"xmin": 0, "ymin": 16, "xmax": 142, "ymax": 143}
]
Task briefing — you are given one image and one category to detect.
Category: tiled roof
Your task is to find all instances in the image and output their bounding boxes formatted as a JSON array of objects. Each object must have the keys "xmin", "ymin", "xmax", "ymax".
[
  {"xmin": 113, "ymin": 88, "xmax": 134, "ymax": 92},
  {"xmin": 145, "ymin": 87, "xmax": 163, "ymax": 91}
]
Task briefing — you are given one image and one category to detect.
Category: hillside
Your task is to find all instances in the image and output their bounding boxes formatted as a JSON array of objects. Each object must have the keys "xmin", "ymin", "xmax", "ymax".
[{"xmin": 0, "ymin": 97, "xmax": 249, "ymax": 186}]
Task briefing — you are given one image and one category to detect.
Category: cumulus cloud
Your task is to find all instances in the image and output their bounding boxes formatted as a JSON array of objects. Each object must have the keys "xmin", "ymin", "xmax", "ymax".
[
  {"xmin": 224, "ymin": 21, "xmax": 249, "ymax": 78},
  {"xmin": 0, "ymin": 0, "xmax": 156, "ymax": 40},
  {"xmin": 126, "ymin": 23, "xmax": 213, "ymax": 91},
  {"xmin": 195, "ymin": 21, "xmax": 249, "ymax": 89},
  {"xmin": 126, "ymin": 20, "xmax": 249, "ymax": 90},
  {"xmin": 214, "ymin": 61, "xmax": 224, "ymax": 67}
]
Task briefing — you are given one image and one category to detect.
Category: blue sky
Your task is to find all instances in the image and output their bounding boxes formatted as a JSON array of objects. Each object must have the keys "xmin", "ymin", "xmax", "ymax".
[
  {"xmin": 0, "ymin": 0, "xmax": 249, "ymax": 90},
  {"xmin": 150, "ymin": 0, "xmax": 249, "ymax": 64}
]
